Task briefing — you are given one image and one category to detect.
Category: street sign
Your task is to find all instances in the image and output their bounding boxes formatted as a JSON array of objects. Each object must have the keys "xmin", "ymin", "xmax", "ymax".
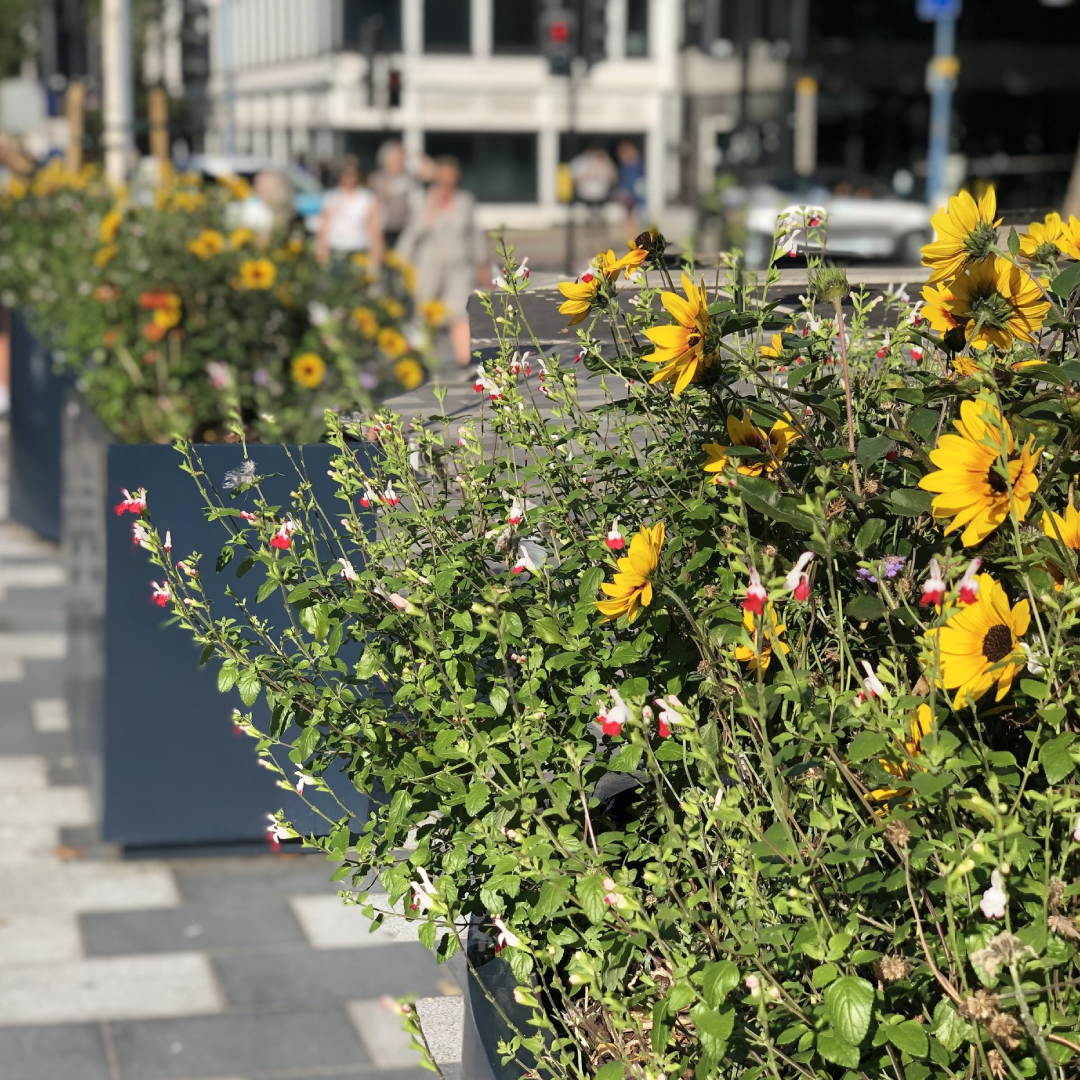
[{"xmin": 917, "ymin": 0, "xmax": 961, "ymax": 19}]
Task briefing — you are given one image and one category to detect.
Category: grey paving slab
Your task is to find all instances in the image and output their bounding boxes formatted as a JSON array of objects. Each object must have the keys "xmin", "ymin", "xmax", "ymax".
[
  {"xmin": 414, "ymin": 997, "xmax": 464, "ymax": 1069},
  {"xmin": 212, "ymin": 944, "xmax": 446, "ymax": 1010},
  {"xmin": 0, "ymin": 1022, "xmax": 112, "ymax": 1080},
  {"xmin": 174, "ymin": 856, "xmax": 344, "ymax": 903},
  {"xmin": 0, "ymin": 913, "xmax": 83, "ymax": 965},
  {"xmin": 110, "ymin": 1007, "xmax": 371, "ymax": 1079},
  {"xmin": 289, "ymin": 895, "xmax": 420, "ymax": 949},
  {"xmin": 0, "ymin": 861, "xmax": 179, "ymax": 916},
  {"xmin": 81, "ymin": 901, "xmax": 306, "ymax": 956}
]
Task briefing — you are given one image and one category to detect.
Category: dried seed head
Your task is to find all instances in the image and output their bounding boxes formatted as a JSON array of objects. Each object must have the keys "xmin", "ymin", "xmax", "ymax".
[
  {"xmin": 1048, "ymin": 914, "xmax": 1080, "ymax": 942},
  {"xmin": 809, "ymin": 671, "xmax": 826, "ymax": 689},
  {"xmin": 823, "ymin": 647, "xmax": 842, "ymax": 665},
  {"xmin": 987, "ymin": 1012, "xmax": 1020, "ymax": 1050},
  {"xmin": 799, "ymin": 765, "xmax": 824, "ymax": 783},
  {"xmin": 761, "ymin": 543, "xmax": 778, "ymax": 560},
  {"xmin": 895, "ymin": 576, "xmax": 913, "ymax": 597},
  {"xmin": 696, "ymin": 658, "xmax": 710, "ymax": 675},
  {"xmin": 862, "ymin": 477, "xmax": 883, "ymax": 497},
  {"xmin": 1048, "ymin": 877, "xmax": 1065, "ymax": 910},
  {"xmin": 958, "ymin": 990, "xmax": 999, "ymax": 1023},
  {"xmin": 883, "ymin": 819, "xmax": 911, "ymax": 848},
  {"xmin": 987, "ymin": 1049, "xmax": 1006, "ymax": 1080},
  {"xmin": 873, "ymin": 955, "xmax": 912, "ymax": 983},
  {"xmin": 827, "ymin": 496, "xmax": 848, "ymax": 520},
  {"xmin": 702, "ymin": 584, "xmax": 720, "ymax": 600}
]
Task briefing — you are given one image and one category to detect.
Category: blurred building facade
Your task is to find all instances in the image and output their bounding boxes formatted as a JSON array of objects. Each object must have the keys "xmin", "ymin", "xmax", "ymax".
[{"xmin": 202, "ymin": 0, "xmax": 791, "ymax": 225}]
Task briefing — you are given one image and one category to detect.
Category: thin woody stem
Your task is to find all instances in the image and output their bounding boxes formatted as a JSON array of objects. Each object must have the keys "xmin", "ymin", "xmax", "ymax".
[{"xmin": 833, "ymin": 299, "xmax": 862, "ymax": 496}]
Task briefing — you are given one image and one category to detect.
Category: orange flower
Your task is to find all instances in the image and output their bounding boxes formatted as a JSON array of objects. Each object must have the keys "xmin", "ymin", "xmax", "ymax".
[{"xmin": 143, "ymin": 322, "xmax": 166, "ymax": 342}]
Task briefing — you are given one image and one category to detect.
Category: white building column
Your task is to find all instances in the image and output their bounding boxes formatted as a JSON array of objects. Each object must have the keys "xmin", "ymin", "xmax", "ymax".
[
  {"xmin": 646, "ymin": 0, "xmax": 682, "ymax": 220},
  {"xmin": 538, "ymin": 125, "xmax": 559, "ymax": 212},
  {"xmin": 402, "ymin": 0, "xmax": 422, "ymax": 55},
  {"xmin": 607, "ymin": 0, "xmax": 627, "ymax": 62},
  {"xmin": 102, "ymin": 0, "xmax": 135, "ymax": 184},
  {"xmin": 471, "ymin": 0, "xmax": 492, "ymax": 57}
]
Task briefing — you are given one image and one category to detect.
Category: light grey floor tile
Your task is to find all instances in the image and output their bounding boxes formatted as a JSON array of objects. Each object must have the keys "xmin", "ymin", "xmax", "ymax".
[
  {"xmin": 0, "ymin": 822, "xmax": 61, "ymax": 864},
  {"xmin": 31, "ymin": 697, "xmax": 70, "ymax": 732},
  {"xmin": 347, "ymin": 998, "xmax": 423, "ymax": 1069},
  {"xmin": 0, "ymin": 913, "xmax": 83, "ymax": 965},
  {"xmin": 289, "ymin": 895, "xmax": 420, "ymax": 949},
  {"xmin": 0, "ymin": 754, "xmax": 49, "ymax": 789},
  {"xmin": 0, "ymin": 784, "xmax": 94, "ymax": 827},
  {"xmin": 414, "ymin": 996, "xmax": 464, "ymax": 1068},
  {"xmin": 0, "ymin": 861, "xmax": 180, "ymax": 916}
]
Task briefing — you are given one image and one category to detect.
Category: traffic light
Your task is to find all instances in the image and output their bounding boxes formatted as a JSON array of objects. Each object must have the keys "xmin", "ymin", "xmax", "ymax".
[
  {"xmin": 388, "ymin": 68, "xmax": 402, "ymax": 108},
  {"xmin": 581, "ymin": 0, "xmax": 607, "ymax": 66},
  {"xmin": 541, "ymin": 2, "xmax": 576, "ymax": 77}
]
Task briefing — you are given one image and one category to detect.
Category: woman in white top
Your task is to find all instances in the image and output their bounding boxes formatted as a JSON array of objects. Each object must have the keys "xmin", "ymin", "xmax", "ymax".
[{"xmin": 315, "ymin": 156, "xmax": 384, "ymax": 267}]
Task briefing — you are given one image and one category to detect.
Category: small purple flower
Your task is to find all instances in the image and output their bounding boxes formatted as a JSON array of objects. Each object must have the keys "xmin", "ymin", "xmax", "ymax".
[
  {"xmin": 856, "ymin": 567, "xmax": 877, "ymax": 584},
  {"xmin": 883, "ymin": 555, "xmax": 907, "ymax": 578},
  {"xmin": 252, "ymin": 368, "xmax": 270, "ymax": 387}
]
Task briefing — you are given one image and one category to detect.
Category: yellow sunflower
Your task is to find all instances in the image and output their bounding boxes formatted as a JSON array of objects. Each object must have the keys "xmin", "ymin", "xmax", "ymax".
[
  {"xmin": 926, "ymin": 573, "xmax": 1028, "ymax": 709},
  {"xmin": 378, "ymin": 327, "xmax": 409, "ymax": 359},
  {"xmin": 99, "ymin": 209, "xmax": 122, "ymax": 243},
  {"xmin": 709, "ymin": 410, "xmax": 799, "ymax": 478},
  {"xmin": 236, "ymin": 258, "xmax": 277, "ymax": 290},
  {"xmin": 291, "ymin": 353, "xmax": 327, "ymax": 389},
  {"xmin": 642, "ymin": 272, "xmax": 714, "ymax": 396},
  {"xmin": 597, "ymin": 245, "xmax": 648, "ymax": 281},
  {"xmin": 922, "ymin": 187, "xmax": 1001, "ymax": 284},
  {"xmin": 558, "ymin": 274, "xmax": 601, "ymax": 326},
  {"xmin": 394, "ymin": 358, "xmax": 425, "ymax": 390},
  {"xmin": 1040, "ymin": 501, "xmax": 1080, "ymax": 588},
  {"xmin": 1019, "ymin": 212, "xmax": 1072, "ymax": 265},
  {"xmin": 702, "ymin": 443, "xmax": 730, "ymax": 483},
  {"xmin": 93, "ymin": 244, "xmax": 119, "ymax": 267},
  {"xmin": 352, "ymin": 306, "xmax": 378, "ymax": 337},
  {"xmin": 170, "ymin": 191, "xmax": 207, "ymax": 213},
  {"xmin": 218, "ymin": 174, "xmax": 252, "ymax": 201},
  {"xmin": 381, "ymin": 297, "xmax": 406, "ymax": 320},
  {"xmin": 920, "ymin": 256, "xmax": 1049, "ymax": 352},
  {"xmin": 760, "ymin": 325, "xmax": 796, "ymax": 361},
  {"xmin": 230, "ymin": 228, "xmax": 256, "ymax": 249},
  {"xmin": 918, "ymin": 399, "xmax": 1040, "ymax": 547},
  {"xmin": 866, "ymin": 704, "xmax": 933, "ymax": 805},
  {"xmin": 420, "ymin": 299, "xmax": 448, "ymax": 327},
  {"xmin": 596, "ymin": 522, "xmax": 665, "ymax": 624},
  {"xmin": 152, "ymin": 304, "xmax": 182, "ymax": 330},
  {"xmin": 187, "ymin": 229, "xmax": 226, "ymax": 259},
  {"xmin": 734, "ymin": 601, "xmax": 788, "ymax": 674}
]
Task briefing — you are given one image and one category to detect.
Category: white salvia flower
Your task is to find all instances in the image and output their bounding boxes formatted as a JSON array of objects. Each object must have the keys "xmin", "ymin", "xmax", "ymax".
[
  {"xmin": 1073, "ymin": 814, "xmax": 1080, "ymax": 843},
  {"xmin": 491, "ymin": 915, "xmax": 521, "ymax": 951},
  {"xmin": 859, "ymin": 660, "xmax": 886, "ymax": 701},
  {"xmin": 338, "ymin": 558, "xmax": 358, "ymax": 582},
  {"xmin": 512, "ymin": 539, "xmax": 548, "ymax": 575},
  {"xmin": 777, "ymin": 229, "xmax": 802, "ymax": 257},
  {"xmin": 132, "ymin": 521, "xmax": 152, "ymax": 549},
  {"xmin": 1020, "ymin": 642, "xmax": 1045, "ymax": 676},
  {"xmin": 980, "ymin": 870, "xmax": 1007, "ymax": 920},
  {"xmin": 784, "ymin": 551, "xmax": 814, "ymax": 599},
  {"xmin": 294, "ymin": 769, "xmax": 316, "ymax": 794},
  {"xmin": 308, "ymin": 301, "xmax": 331, "ymax": 327}
]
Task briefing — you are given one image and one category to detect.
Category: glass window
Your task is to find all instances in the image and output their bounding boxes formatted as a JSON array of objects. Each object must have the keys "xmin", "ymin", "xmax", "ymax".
[
  {"xmin": 342, "ymin": 1, "xmax": 403, "ymax": 52},
  {"xmin": 424, "ymin": 0, "xmax": 471, "ymax": 53},
  {"xmin": 493, "ymin": 0, "xmax": 539, "ymax": 53},
  {"xmin": 627, "ymin": 0, "xmax": 649, "ymax": 56},
  {"xmin": 424, "ymin": 131, "xmax": 538, "ymax": 202}
]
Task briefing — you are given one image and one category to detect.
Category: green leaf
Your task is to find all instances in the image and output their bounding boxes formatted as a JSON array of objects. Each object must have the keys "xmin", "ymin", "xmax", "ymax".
[
  {"xmin": 532, "ymin": 617, "xmax": 567, "ymax": 645},
  {"xmin": 576, "ymin": 876, "xmax": 608, "ymax": 924},
  {"xmin": 855, "ymin": 517, "xmax": 887, "ymax": 556},
  {"xmin": 664, "ymin": 981, "xmax": 697, "ymax": 1016},
  {"xmin": 1050, "ymin": 260, "xmax": 1080, "ymax": 299},
  {"xmin": 489, "ymin": 684, "xmax": 510, "ymax": 716},
  {"xmin": 739, "ymin": 475, "xmax": 815, "ymax": 532},
  {"xmin": 594, "ymin": 1063, "xmax": 624, "ymax": 1080},
  {"xmin": 237, "ymin": 667, "xmax": 261, "ymax": 706},
  {"xmin": 295, "ymin": 723, "xmax": 319, "ymax": 761},
  {"xmin": 1039, "ymin": 731, "xmax": 1076, "ymax": 784},
  {"xmin": 908, "ymin": 771, "xmax": 954, "ymax": 797},
  {"xmin": 1007, "ymin": 226, "xmax": 1020, "ymax": 258},
  {"xmin": 689, "ymin": 1004, "xmax": 734, "ymax": 1054},
  {"xmin": 931, "ymin": 999, "xmax": 973, "ymax": 1053},
  {"xmin": 846, "ymin": 594, "xmax": 885, "ymax": 622},
  {"xmin": 702, "ymin": 960, "xmax": 740, "ymax": 1006},
  {"xmin": 500, "ymin": 611, "xmax": 523, "ymax": 639},
  {"xmin": 848, "ymin": 732, "xmax": 887, "ymax": 762},
  {"xmin": 299, "ymin": 604, "xmax": 330, "ymax": 641},
  {"xmin": 356, "ymin": 645, "xmax": 382, "ymax": 680},
  {"xmin": 434, "ymin": 569, "xmax": 457, "ymax": 596},
  {"xmin": 856, "ymin": 437, "xmax": 894, "ymax": 468},
  {"xmin": 823, "ymin": 975, "xmax": 875, "ymax": 1045},
  {"xmin": 217, "ymin": 662, "xmax": 238, "ymax": 693},
  {"xmin": 579, "ymin": 566, "xmax": 604, "ymax": 602},
  {"xmin": 465, "ymin": 782, "xmax": 489, "ymax": 815},
  {"xmin": 886, "ymin": 1020, "xmax": 929, "ymax": 1059},
  {"xmin": 812, "ymin": 963, "xmax": 840, "ymax": 989},
  {"xmin": 891, "ymin": 488, "xmax": 935, "ymax": 516},
  {"xmin": 817, "ymin": 1030, "xmax": 861, "ymax": 1069}
]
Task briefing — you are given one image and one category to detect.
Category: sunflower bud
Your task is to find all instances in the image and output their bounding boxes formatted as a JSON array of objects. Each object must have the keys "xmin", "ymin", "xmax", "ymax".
[{"xmin": 810, "ymin": 266, "xmax": 851, "ymax": 306}]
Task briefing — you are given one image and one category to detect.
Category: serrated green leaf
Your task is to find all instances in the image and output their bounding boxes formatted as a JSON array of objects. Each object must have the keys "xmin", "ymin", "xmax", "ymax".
[
  {"xmin": 886, "ymin": 1020, "xmax": 929, "ymax": 1058},
  {"xmin": 817, "ymin": 1030, "xmax": 861, "ymax": 1069},
  {"xmin": 217, "ymin": 662, "xmax": 238, "ymax": 693},
  {"xmin": 237, "ymin": 667, "xmax": 261, "ymax": 706},
  {"xmin": 848, "ymin": 731, "xmax": 887, "ymax": 762},
  {"xmin": 576, "ymin": 876, "xmax": 608, "ymax": 924},
  {"xmin": 465, "ymin": 782, "xmax": 489, "ymax": 815},
  {"xmin": 1039, "ymin": 731, "xmax": 1076, "ymax": 784},
  {"xmin": 823, "ymin": 975, "xmax": 875, "ymax": 1045},
  {"xmin": 532, "ymin": 617, "xmax": 567, "ymax": 645},
  {"xmin": 702, "ymin": 960, "xmax": 740, "ymax": 1006},
  {"xmin": 812, "ymin": 963, "xmax": 840, "ymax": 989},
  {"xmin": 295, "ymin": 724, "xmax": 318, "ymax": 761},
  {"xmin": 931, "ymin": 999, "xmax": 972, "ymax": 1053}
]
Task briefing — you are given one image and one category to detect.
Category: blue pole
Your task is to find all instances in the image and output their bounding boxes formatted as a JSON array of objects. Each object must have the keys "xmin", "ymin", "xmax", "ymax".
[{"xmin": 925, "ymin": 14, "xmax": 956, "ymax": 206}]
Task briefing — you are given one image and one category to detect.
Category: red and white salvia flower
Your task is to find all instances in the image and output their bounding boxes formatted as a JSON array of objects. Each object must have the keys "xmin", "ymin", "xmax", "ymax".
[
  {"xmin": 473, "ymin": 366, "xmax": 503, "ymax": 399},
  {"xmin": 150, "ymin": 581, "xmax": 171, "ymax": 607},
  {"xmin": 654, "ymin": 694, "xmax": 684, "ymax": 738},
  {"xmin": 958, "ymin": 558, "xmax": 981, "ymax": 604},
  {"xmin": 909, "ymin": 345, "xmax": 924, "ymax": 362},
  {"xmin": 409, "ymin": 867, "xmax": 438, "ymax": 913},
  {"xmin": 508, "ymin": 497, "xmax": 525, "ymax": 525},
  {"xmin": 382, "ymin": 482, "xmax": 399, "ymax": 507},
  {"xmin": 239, "ymin": 510, "xmax": 257, "ymax": 524},
  {"xmin": 492, "ymin": 915, "xmax": 521, "ymax": 953},
  {"xmin": 777, "ymin": 228, "xmax": 802, "ymax": 258},
  {"xmin": 980, "ymin": 870, "xmax": 1007, "ymax": 920},
  {"xmin": 605, "ymin": 517, "xmax": 625, "ymax": 550},
  {"xmin": 743, "ymin": 567, "xmax": 768, "ymax": 615},
  {"xmin": 132, "ymin": 521, "xmax": 151, "ymax": 549},
  {"xmin": 602, "ymin": 877, "xmax": 628, "ymax": 908},
  {"xmin": 876, "ymin": 331, "xmax": 891, "ymax": 359},
  {"xmin": 294, "ymin": 769, "xmax": 315, "ymax": 795},
  {"xmin": 784, "ymin": 551, "xmax": 814, "ymax": 601},
  {"xmin": 359, "ymin": 485, "xmax": 378, "ymax": 509},
  {"xmin": 270, "ymin": 517, "xmax": 298, "ymax": 550},
  {"xmin": 908, "ymin": 300, "xmax": 925, "ymax": 326},
  {"xmin": 858, "ymin": 660, "xmax": 886, "ymax": 702},
  {"xmin": 337, "ymin": 558, "xmax": 358, "ymax": 582},
  {"xmin": 1073, "ymin": 814, "xmax": 1080, "ymax": 843},
  {"xmin": 114, "ymin": 487, "xmax": 147, "ymax": 515},
  {"xmin": 600, "ymin": 688, "xmax": 631, "ymax": 738},
  {"xmin": 163, "ymin": 530, "xmax": 172, "ymax": 553},
  {"xmin": 266, "ymin": 814, "xmax": 293, "ymax": 850},
  {"xmin": 492, "ymin": 257, "xmax": 529, "ymax": 291},
  {"xmin": 806, "ymin": 207, "xmax": 825, "ymax": 228},
  {"xmin": 921, "ymin": 558, "xmax": 946, "ymax": 607},
  {"xmin": 512, "ymin": 539, "xmax": 547, "ymax": 575},
  {"xmin": 379, "ymin": 996, "xmax": 412, "ymax": 1017},
  {"xmin": 388, "ymin": 591, "xmax": 409, "ymax": 611}
]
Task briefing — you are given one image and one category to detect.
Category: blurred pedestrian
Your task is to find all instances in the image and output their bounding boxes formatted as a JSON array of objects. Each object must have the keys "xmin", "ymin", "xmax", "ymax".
[
  {"xmin": 315, "ymin": 156, "xmax": 384, "ymax": 267},
  {"xmin": 614, "ymin": 140, "xmax": 646, "ymax": 234},
  {"xmin": 570, "ymin": 145, "xmax": 617, "ymax": 211},
  {"xmin": 397, "ymin": 156, "xmax": 487, "ymax": 370},
  {"xmin": 370, "ymin": 141, "xmax": 419, "ymax": 250},
  {"xmin": 227, "ymin": 170, "xmax": 297, "ymax": 237}
]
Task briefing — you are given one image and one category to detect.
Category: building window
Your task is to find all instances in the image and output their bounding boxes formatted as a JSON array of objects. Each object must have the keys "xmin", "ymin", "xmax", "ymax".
[
  {"xmin": 493, "ymin": 0, "xmax": 539, "ymax": 53},
  {"xmin": 627, "ymin": 0, "xmax": 649, "ymax": 56},
  {"xmin": 342, "ymin": 1, "xmax": 403, "ymax": 52},
  {"xmin": 424, "ymin": 131, "xmax": 538, "ymax": 202},
  {"xmin": 424, "ymin": 0, "xmax": 471, "ymax": 53}
]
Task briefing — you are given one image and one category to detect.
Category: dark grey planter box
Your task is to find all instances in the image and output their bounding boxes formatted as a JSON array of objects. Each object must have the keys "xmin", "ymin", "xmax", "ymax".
[
  {"xmin": 63, "ymin": 397, "xmax": 372, "ymax": 849},
  {"xmin": 8, "ymin": 309, "xmax": 69, "ymax": 541}
]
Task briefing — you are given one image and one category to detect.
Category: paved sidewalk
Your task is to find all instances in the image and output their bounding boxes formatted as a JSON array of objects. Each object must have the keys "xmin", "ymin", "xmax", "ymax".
[{"xmin": 0, "ymin": 426, "xmax": 466, "ymax": 1080}]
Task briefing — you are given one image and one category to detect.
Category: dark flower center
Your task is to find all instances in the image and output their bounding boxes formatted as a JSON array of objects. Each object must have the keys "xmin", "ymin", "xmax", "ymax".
[
  {"xmin": 982, "ymin": 624, "xmax": 1014, "ymax": 663},
  {"xmin": 687, "ymin": 334, "xmax": 702, "ymax": 349},
  {"xmin": 968, "ymin": 288, "xmax": 1013, "ymax": 331},
  {"xmin": 986, "ymin": 466, "xmax": 1010, "ymax": 494},
  {"xmin": 634, "ymin": 230, "xmax": 653, "ymax": 250},
  {"xmin": 963, "ymin": 220, "xmax": 997, "ymax": 263},
  {"xmin": 1034, "ymin": 241, "xmax": 1061, "ymax": 264}
]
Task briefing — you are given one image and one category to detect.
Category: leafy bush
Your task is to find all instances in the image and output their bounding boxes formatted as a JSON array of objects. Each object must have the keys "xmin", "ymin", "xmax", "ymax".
[
  {"xmin": 0, "ymin": 162, "xmax": 430, "ymax": 442},
  {"xmin": 131, "ymin": 203, "xmax": 1080, "ymax": 1079}
]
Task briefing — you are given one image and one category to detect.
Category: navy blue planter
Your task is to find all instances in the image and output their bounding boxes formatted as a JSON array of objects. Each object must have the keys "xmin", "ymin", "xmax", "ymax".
[
  {"xmin": 64, "ymin": 398, "xmax": 373, "ymax": 849},
  {"xmin": 8, "ymin": 310, "xmax": 69, "ymax": 541}
]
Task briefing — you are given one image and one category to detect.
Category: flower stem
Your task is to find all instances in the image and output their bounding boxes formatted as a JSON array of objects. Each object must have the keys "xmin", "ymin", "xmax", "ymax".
[{"xmin": 832, "ymin": 299, "xmax": 861, "ymax": 496}]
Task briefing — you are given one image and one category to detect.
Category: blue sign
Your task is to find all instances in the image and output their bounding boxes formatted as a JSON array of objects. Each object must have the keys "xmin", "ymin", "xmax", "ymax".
[{"xmin": 917, "ymin": 0, "xmax": 961, "ymax": 19}]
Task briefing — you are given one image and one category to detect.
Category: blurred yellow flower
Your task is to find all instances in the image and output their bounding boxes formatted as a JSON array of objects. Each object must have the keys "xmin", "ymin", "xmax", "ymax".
[
  {"xmin": 723, "ymin": 411, "xmax": 799, "ymax": 477},
  {"xmin": 94, "ymin": 244, "xmax": 119, "ymax": 267},
  {"xmin": 291, "ymin": 353, "xmax": 327, "ymax": 388},
  {"xmin": 170, "ymin": 191, "xmax": 207, "ymax": 213},
  {"xmin": 735, "ymin": 602, "xmax": 788, "ymax": 674},
  {"xmin": 378, "ymin": 327, "xmax": 409, "ymax": 358},
  {"xmin": 236, "ymin": 259, "xmax": 277, "ymax": 290},
  {"xmin": 394, "ymin": 358, "xmax": 425, "ymax": 390},
  {"xmin": 1019, "ymin": 212, "xmax": 1073, "ymax": 264},
  {"xmin": 701, "ymin": 443, "xmax": 729, "ymax": 483},
  {"xmin": 352, "ymin": 307, "xmax": 379, "ymax": 337},
  {"xmin": 558, "ymin": 274, "xmax": 601, "ymax": 325},
  {"xmin": 866, "ymin": 705, "xmax": 933, "ymax": 805},
  {"xmin": 153, "ymin": 305, "xmax": 182, "ymax": 330},
  {"xmin": 760, "ymin": 325, "xmax": 796, "ymax": 360},
  {"xmin": 381, "ymin": 297, "xmax": 406, "ymax": 320},
  {"xmin": 99, "ymin": 209, "xmax": 122, "ymax": 243},
  {"xmin": 218, "ymin": 174, "xmax": 252, "ymax": 201},
  {"xmin": 187, "ymin": 229, "xmax": 227, "ymax": 259},
  {"xmin": 420, "ymin": 299, "xmax": 448, "ymax": 327},
  {"xmin": 230, "ymin": 228, "xmax": 256, "ymax": 249},
  {"xmin": 4, "ymin": 176, "xmax": 27, "ymax": 200}
]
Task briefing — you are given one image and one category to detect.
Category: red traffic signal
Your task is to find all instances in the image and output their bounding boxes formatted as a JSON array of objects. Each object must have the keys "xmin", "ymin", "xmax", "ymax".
[{"xmin": 549, "ymin": 18, "xmax": 570, "ymax": 44}]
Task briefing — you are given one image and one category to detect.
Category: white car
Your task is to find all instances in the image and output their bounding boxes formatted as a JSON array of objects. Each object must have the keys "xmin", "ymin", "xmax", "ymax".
[{"xmin": 743, "ymin": 170, "xmax": 933, "ymax": 267}]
